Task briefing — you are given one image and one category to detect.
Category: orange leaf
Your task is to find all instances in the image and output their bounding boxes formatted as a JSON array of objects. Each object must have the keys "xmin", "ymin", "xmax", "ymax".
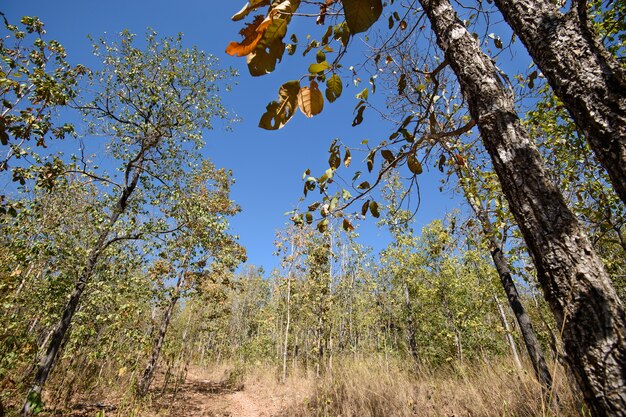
[{"xmin": 226, "ymin": 15, "xmax": 272, "ymax": 57}]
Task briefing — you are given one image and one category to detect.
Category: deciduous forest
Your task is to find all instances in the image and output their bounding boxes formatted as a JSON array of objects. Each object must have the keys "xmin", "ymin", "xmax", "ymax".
[{"xmin": 1, "ymin": 0, "xmax": 625, "ymax": 416}]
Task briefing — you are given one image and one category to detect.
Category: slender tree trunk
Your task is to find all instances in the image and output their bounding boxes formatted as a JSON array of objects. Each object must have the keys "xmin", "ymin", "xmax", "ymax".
[
  {"xmin": 137, "ymin": 255, "xmax": 189, "ymax": 396},
  {"xmin": 494, "ymin": 296, "xmax": 524, "ymax": 371},
  {"xmin": 457, "ymin": 169, "xmax": 553, "ymax": 389},
  {"xmin": 493, "ymin": 0, "xmax": 626, "ymax": 205},
  {"xmin": 281, "ymin": 273, "xmax": 291, "ymax": 384},
  {"xmin": 420, "ymin": 1, "xmax": 626, "ymax": 415},
  {"xmin": 21, "ymin": 156, "xmax": 144, "ymax": 416},
  {"xmin": 404, "ymin": 284, "xmax": 419, "ymax": 364}
]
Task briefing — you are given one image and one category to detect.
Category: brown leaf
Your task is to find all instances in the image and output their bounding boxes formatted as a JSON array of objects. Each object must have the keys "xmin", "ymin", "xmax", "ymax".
[
  {"xmin": 297, "ymin": 80, "xmax": 324, "ymax": 117},
  {"xmin": 344, "ymin": 148, "xmax": 352, "ymax": 168},
  {"xmin": 226, "ymin": 15, "xmax": 272, "ymax": 57}
]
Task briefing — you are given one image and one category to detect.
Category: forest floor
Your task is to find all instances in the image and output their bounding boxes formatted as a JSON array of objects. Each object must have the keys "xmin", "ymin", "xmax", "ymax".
[{"xmin": 144, "ymin": 366, "xmax": 310, "ymax": 417}]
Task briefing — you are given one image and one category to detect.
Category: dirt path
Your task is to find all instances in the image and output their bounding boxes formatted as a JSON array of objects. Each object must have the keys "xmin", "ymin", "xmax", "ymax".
[{"xmin": 147, "ymin": 368, "xmax": 305, "ymax": 417}]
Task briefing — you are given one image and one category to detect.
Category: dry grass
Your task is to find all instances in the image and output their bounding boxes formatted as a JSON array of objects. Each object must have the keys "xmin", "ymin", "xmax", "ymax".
[
  {"xmin": 7, "ymin": 357, "xmax": 586, "ymax": 417},
  {"xmin": 281, "ymin": 357, "xmax": 586, "ymax": 417}
]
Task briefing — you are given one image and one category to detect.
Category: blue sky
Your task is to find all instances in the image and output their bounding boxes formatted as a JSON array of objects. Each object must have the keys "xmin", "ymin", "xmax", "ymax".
[{"xmin": 4, "ymin": 1, "xmax": 463, "ymax": 272}]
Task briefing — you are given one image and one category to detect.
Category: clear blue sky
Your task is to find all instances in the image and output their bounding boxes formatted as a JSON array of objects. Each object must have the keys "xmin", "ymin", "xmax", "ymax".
[{"xmin": 4, "ymin": 1, "xmax": 462, "ymax": 272}]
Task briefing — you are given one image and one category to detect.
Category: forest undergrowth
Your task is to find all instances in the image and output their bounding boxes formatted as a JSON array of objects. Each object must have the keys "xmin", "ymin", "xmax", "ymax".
[{"xmin": 1, "ymin": 356, "xmax": 583, "ymax": 417}]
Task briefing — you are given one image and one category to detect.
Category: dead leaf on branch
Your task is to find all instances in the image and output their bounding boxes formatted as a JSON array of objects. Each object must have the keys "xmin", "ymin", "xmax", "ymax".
[
  {"xmin": 259, "ymin": 80, "xmax": 301, "ymax": 130},
  {"xmin": 226, "ymin": 15, "xmax": 272, "ymax": 57},
  {"xmin": 297, "ymin": 80, "xmax": 324, "ymax": 118}
]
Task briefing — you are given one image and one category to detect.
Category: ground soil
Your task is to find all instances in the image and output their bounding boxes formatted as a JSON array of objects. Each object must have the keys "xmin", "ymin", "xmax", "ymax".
[{"xmin": 144, "ymin": 366, "xmax": 309, "ymax": 417}]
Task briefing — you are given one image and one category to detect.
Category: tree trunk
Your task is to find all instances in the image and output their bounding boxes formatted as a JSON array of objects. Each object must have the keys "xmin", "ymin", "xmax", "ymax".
[
  {"xmin": 493, "ymin": 0, "xmax": 626, "ymax": 204},
  {"xmin": 21, "ymin": 156, "xmax": 143, "ymax": 416},
  {"xmin": 404, "ymin": 284, "xmax": 419, "ymax": 365},
  {"xmin": 281, "ymin": 273, "xmax": 291, "ymax": 384},
  {"xmin": 420, "ymin": 0, "xmax": 626, "ymax": 415},
  {"xmin": 458, "ymin": 172, "xmax": 553, "ymax": 389},
  {"xmin": 494, "ymin": 296, "xmax": 524, "ymax": 372},
  {"xmin": 137, "ymin": 262, "xmax": 187, "ymax": 396}
]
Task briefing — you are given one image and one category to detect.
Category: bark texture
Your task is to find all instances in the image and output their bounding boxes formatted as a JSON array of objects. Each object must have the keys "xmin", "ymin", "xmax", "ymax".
[
  {"xmin": 420, "ymin": 0, "xmax": 626, "ymax": 415},
  {"xmin": 21, "ymin": 157, "xmax": 143, "ymax": 416},
  {"xmin": 493, "ymin": 0, "xmax": 626, "ymax": 204}
]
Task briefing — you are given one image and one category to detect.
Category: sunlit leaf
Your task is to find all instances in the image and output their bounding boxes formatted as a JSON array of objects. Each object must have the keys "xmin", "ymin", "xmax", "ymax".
[
  {"xmin": 325, "ymin": 74, "xmax": 343, "ymax": 103},
  {"xmin": 309, "ymin": 61, "xmax": 330, "ymax": 74},
  {"xmin": 226, "ymin": 15, "xmax": 272, "ymax": 57},
  {"xmin": 298, "ymin": 80, "xmax": 324, "ymax": 117}
]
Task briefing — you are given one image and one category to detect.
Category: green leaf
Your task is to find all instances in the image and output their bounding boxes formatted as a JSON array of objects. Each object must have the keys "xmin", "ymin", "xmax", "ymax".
[
  {"xmin": 342, "ymin": 188, "xmax": 352, "ymax": 200},
  {"xmin": 259, "ymin": 80, "xmax": 301, "ymax": 130},
  {"xmin": 356, "ymin": 87, "xmax": 369, "ymax": 100},
  {"xmin": 309, "ymin": 61, "xmax": 330, "ymax": 74},
  {"xmin": 341, "ymin": 0, "xmax": 383, "ymax": 34},
  {"xmin": 325, "ymin": 74, "xmax": 343, "ymax": 103},
  {"xmin": 319, "ymin": 167, "xmax": 335, "ymax": 184}
]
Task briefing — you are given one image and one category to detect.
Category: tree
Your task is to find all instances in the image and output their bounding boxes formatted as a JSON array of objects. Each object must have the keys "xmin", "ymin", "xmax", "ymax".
[
  {"xmin": 226, "ymin": 1, "xmax": 626, "ymax": 414},
  {"xmin": 491, "ymin": 0, "xmax": 626, "ymax": 205},
  {"xmin": 0, "ymin": 15, "xmax": 86, "ymax": 211},
  {"xmin": 21, "ymin": 30, "xmax": 236, "ymax": 415},
  {"xmin": 409, "ymin": 1, "xmax": 626, "ymax": 413},
  {"xmin": 137, "ymin": 162, "xmax": 245, "ymax": 396}
]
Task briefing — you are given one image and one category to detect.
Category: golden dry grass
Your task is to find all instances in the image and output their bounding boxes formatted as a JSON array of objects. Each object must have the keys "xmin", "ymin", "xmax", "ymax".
[{"xmin": 280, "ymin": 356, "xmax": 586, "ymax": 417}]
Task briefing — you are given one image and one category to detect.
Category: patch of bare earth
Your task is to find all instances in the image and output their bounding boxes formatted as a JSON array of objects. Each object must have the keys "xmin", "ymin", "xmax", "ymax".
[{"xmin": 146, "ymin": 366, "xmax": 310, "ymax": 417}]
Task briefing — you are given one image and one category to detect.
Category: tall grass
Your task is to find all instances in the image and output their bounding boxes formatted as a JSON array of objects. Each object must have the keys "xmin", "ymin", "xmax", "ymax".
[{"xmin": 281, "ymin": 356, "xmax": 585, "ymax": 417}]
